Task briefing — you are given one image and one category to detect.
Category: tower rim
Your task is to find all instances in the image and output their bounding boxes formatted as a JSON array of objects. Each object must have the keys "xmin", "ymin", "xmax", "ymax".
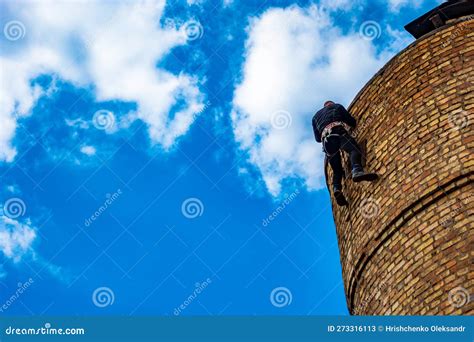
[{"xmin": 348, "ymin": 15, "xmax": 474, "ymax": 113}]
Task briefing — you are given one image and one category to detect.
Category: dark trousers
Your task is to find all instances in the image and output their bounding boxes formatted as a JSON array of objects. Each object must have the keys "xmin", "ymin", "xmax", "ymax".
[{"xmin": 323, "ymin": 127, "xmax": 363, "ymax": 187}]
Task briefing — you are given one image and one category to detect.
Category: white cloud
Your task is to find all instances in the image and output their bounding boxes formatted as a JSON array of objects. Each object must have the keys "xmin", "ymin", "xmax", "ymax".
[
  {"xmin": 80, "ymin": 145, "xmax": 96, "ymax": 156},
  {"xmin": 0, "ymin": 217, "xmax": 36, "ymax": 262},
  {"xmin": 187, "ymin": 0, "xmax": 204, "ymax": 5},
  {"xmin": 319, "ymin": 0, "xmax": 353, "ymax": 11},
  {"xmin": 386, "ymin": 25, "xmax": 414, "ymax": 51},
  {"xmin": 231, "ymin": 5, "xmax": 392, "ymax": 195},
  {"xmin": 65, "ymin": 118, "xmax": 90, "ymax": 130},
  {"xmin": 6, "ymin": 185, "xmax": 19, "ymax": 193},
  {"xmin": 388, "ymin": 0, "xmax": 424, "ymax": 12},
  {"xmin": 389, "ymin": 0, "xmax": 407, "ymax": 11},
  {"xmin": 0, "ymin": 0, "xmax": 204, "ymax": 162},
  {"xmin": 0, "ymin": 215, "xmax": 63, "ymax": 280}
]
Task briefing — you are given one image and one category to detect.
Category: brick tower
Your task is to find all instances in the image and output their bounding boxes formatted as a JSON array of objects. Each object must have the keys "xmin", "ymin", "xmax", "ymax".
[{"xmin": 327, "ymin": 2, "xmax": 474, "ymax": 315}]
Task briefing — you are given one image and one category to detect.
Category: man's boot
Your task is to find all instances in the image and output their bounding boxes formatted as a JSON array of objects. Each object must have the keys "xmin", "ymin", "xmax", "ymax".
[
  {"xmin": 352, "ymin": 166, "xmax": 378, "ymax": 183},
  {"xmin": 333, "ymin": 184, "xmax": 348, "ymax": 206}
]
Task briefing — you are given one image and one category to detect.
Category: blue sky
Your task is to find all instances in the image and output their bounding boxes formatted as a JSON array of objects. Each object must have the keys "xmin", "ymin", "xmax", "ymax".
[{"xmin": 0, "ymin": 0, "xmax": 441, "ymax": 315}]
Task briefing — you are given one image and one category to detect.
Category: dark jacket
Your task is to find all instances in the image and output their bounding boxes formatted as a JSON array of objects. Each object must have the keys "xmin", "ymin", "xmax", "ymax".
[{"xmin": 312, "ymin": 103, "xmax": 357, "ymax": 142}]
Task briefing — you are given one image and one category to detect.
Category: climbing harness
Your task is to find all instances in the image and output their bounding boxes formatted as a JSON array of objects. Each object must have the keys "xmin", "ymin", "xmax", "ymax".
[
  {"xmin": 321, "ymin": 121, "xmax": 352, "ymax": 156},
  {"xmin": 321, "ymin": 121, "xmax": 352, "ymax": 140}
]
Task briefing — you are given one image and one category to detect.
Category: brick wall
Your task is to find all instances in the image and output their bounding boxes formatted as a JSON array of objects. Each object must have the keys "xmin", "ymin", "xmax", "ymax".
[{"xmin": 327, "ymin": 17, "xmax": 474, "ymax": 315}]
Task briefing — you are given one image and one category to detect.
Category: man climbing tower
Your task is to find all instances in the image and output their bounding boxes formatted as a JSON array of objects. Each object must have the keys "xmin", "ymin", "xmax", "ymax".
[{"xmin": 312, "ymin": 101, "xmax": 378, "ymax": 206}]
